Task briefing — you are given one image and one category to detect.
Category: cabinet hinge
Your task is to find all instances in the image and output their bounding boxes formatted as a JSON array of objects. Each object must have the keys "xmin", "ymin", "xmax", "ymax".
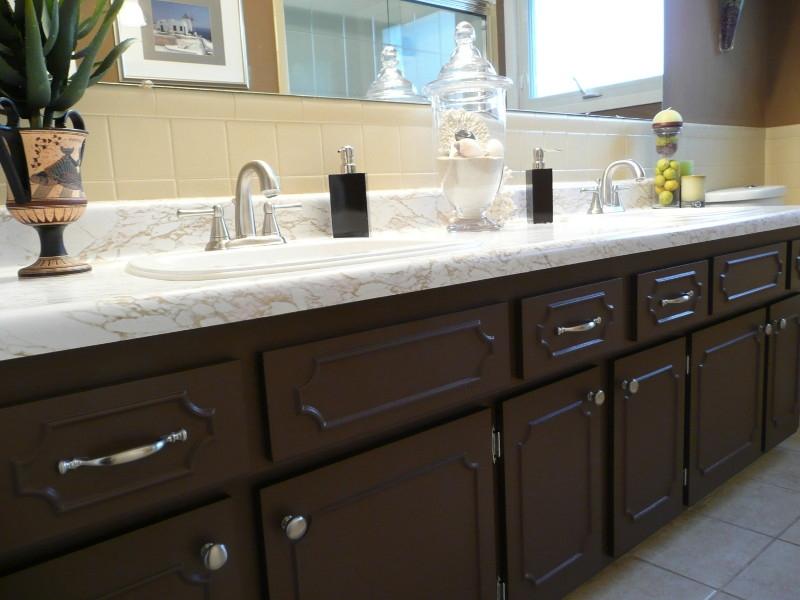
[
  {"xmin": 492, "ymin": 427, "xmax": 502, "ymax": 464},
  {"xmin": 686, "ymin": 355, "xmax": 690, "ymax": 376},
  {"xmin": 497, "ymin": 577, "xmax": 507, "ymax": 600},
  {"xmin": 683, "ymin": 468, "xmax": 689, "ymax": 487}
]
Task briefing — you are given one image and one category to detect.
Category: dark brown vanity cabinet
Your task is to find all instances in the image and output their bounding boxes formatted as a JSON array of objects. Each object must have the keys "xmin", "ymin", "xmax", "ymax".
[
  {"xmin": 259, "ymin": 410, "xmax": 498, "ymax": 600},
  {"xmin": 764, "ymin": 295, "xmax": 800, "ymax": 450},
  {"xmin": 0, "ymin": 498, "xmax": 260, "ymax": 600},
  {"xmin": 687, "ymin": 309, "xmax": 767, "ymax": 504},
  {"xmin": 612, "ymin": 339, "xmax": 686, "ymax": 556},
  {"xmin": 502, "ymin": 367, "xmax": 608, "ymax": 600}
]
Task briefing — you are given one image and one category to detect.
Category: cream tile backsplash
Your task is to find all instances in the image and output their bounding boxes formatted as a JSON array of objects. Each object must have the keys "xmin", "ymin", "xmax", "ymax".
[
  {"xmin": 766, "ymin": 124, "xmax": 800, "ymax": 203},
  {"xmin": 0, "ymin": 83, "xmax": 768, "ymax": 201}
]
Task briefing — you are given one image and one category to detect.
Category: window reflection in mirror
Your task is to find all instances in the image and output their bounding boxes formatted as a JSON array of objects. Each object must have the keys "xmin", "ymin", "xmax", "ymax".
[
  {"xmin": 505, "ymin": 0, "xmax": 663, "ymax": 117},
  {"xmin": 280, "ymin": 0, "xmax": 488, "ymax": 101}
]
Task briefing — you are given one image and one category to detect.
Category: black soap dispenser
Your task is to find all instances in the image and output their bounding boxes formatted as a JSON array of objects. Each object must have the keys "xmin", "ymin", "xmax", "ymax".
[
  {"xmin": 526, "ymin": 147, "xmax": 553, "ymax": 224},
  {"xmin": 329, "ymin": 145, "xmax": 369, "ymax": 238}
]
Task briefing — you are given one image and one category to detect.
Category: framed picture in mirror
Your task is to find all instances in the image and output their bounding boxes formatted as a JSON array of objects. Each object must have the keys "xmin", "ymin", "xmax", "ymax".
[{"xmin": 116, "ymin": 0, "xmax": 249, "ymax": 88}]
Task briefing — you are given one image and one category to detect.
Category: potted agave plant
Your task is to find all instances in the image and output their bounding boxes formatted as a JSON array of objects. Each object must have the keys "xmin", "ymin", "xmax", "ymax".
[{"xmin": 0, "ymin": 0, "xmax": 133, "ymax": 276}]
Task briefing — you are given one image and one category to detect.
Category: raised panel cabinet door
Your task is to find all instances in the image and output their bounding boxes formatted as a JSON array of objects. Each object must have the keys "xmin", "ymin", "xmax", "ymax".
[
  {"xmin": 0, "ymin": 499, "xmax": 260, "ymax": 599},
  {"xmin": 688, "ymin": 309, "xmax": 767, "ymax": 504},
  {"xmin": 262, "ymin": 303, "xmax": 510, "ymax": 461},
  {"xmin": 790, "ymin": 240, "xmax": 800, "ymax": 290},
  {"xmin": 765, "ymin": 295, "xmax": 800, "ymax": 450},
  {"xmin": 259, "ymin": 410, "xmax": 497, "ymax": 600},
  {"xmin": 503, "ymin": 367, "xmax": 607, "ymax": 600},
  {"xmin": 612, "ymin": 338, "xmax": 686, "ymax": 556}
]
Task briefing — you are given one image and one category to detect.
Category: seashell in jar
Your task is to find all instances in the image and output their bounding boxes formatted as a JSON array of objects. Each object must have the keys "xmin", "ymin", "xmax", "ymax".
[
  {"xmin": 485, "ymin": 138, "xmax": 504, "ymax": 158},
  {"xmin": 454, "ymin": 138, "xmax": 485, "ymax": 158}
]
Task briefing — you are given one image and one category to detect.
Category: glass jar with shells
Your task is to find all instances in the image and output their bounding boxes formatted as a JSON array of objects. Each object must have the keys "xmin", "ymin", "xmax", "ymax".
[{"xmin": 425, "ymin": 22, "xmax": 512, "ymax": 232}]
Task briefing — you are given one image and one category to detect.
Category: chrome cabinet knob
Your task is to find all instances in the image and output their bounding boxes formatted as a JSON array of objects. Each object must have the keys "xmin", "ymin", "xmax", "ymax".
[
  {"xmin": 779, "ymin": 318, "xmax": 788, "ymax": 331},
  {"xmin": 201, "ymin": 543, "xmax": 229, "ymax": 571},
  {"xmin": 622, "ymin": 379, "xmax": 640, "ymax": 394},
  {"xmin": 282, "ymin": 515, "xmax": 308, "ymax": 541},
  {"xmin": 588, "ymin": 389, "xmax": 606, "ymax": 406},
  {"xmin": 764, "ymin": 323, "xmax": 774, "ymax": 336}
]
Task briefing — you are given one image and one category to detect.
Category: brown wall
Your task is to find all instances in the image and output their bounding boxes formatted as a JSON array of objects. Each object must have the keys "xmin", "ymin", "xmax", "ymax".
[
  {"xmin": 89, "ymin": 0, "xmax": 279, "ymax": 93},
  {"xmin": 663, "ymin": 0, "xmax": 769, "ymax": 127},
  {"xmin": 765, "ymin": 0, "xmax": 800, "ymax": 127}
]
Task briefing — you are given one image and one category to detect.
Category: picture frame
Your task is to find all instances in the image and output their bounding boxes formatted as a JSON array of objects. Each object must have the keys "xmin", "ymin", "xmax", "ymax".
[{"xmin": 116, "ymin": 0, "xmax": 249, "ymax": 88}]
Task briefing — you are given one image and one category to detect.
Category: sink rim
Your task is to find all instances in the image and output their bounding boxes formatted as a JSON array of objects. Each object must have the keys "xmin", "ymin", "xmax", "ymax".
[{"xmin": 126, "ymin": 237, "xmax": 479, "ymax": 281}]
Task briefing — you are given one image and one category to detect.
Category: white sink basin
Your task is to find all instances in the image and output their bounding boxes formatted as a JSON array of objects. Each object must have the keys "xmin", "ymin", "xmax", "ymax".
[{"xmin": 127, "ymin": 237, "xmax": 475, "ymax": 281}]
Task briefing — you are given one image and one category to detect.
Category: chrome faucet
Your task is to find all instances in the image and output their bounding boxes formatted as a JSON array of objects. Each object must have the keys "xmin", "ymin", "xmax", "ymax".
[
  {"xmin": 234, "ymin": 160, "xmax": 281, "ymax": 238},
  {"xmin": 177, "ymin": 160, "xmax": 300, "ymax": 251},
  {"xmin": 585, "ymin": 159, "xmax": 647, "ymax": 214}
]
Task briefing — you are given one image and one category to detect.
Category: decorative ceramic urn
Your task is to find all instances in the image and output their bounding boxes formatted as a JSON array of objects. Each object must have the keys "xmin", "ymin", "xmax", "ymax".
[
  {"xmin": 0, "ymin": 98, "xmax": 90, "ymax": 277},
  {"xmin": 424, "ymin": 22, "xmax": 512, "ymax": 232}
]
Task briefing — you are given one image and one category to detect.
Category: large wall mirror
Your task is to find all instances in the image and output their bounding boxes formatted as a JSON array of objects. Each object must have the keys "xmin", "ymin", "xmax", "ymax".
[
  {"xmin": 271, "ymin": 0, "xmax": 662, "ymax": 118},
  {"xmin": 104, "ymin": 0, "xmax": 777, "ymax": 126}
]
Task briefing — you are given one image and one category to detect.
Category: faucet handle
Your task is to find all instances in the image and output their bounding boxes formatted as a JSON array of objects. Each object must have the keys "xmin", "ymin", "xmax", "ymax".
[
  {"xmin": 177, "ymin": 204, "xmax": 230, "ymax": 251},
  {"xmin": 581, "ymin": 180, "xmax": 603, "ymax": 214},
  {"xmin": 263, "ymin": 201, "xmax": 302, "ymax": 242}
]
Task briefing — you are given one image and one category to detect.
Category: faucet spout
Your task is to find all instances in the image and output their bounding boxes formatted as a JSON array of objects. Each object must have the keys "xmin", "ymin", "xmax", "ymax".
[
  {"xmin": 233, "ymin": 160, "xmax": 281, "ymax": 238},
  {"xmin": 599, "ymin": 159, "xmax": 646, "ymax": 213}
]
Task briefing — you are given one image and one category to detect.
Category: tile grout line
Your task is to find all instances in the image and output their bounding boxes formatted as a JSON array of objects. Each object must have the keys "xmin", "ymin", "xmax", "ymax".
[{"xmin": 631, "ymin": 556, "xmax": 723, "ymax": 592}]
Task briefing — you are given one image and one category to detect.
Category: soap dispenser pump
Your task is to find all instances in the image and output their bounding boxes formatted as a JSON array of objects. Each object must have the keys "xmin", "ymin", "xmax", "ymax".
[
  {"xmin": 526, "ymin": 147, "xmax": 553, "ymax": 224},
  {"xmin": 328, "ymin": 145, "xmax": 369, "ymax": 238}
]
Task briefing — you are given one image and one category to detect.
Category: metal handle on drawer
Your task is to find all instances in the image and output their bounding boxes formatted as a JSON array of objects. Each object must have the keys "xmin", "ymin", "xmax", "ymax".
[
  {"xmin": 661, "ymin": 290, "xmax": 695, "ymax": 307},
  {"xmin": 556, "ymin": 317, "xmax": 602, "ymax": 336},
  {"xmin": 57, "ymin": 429, "xmax": 188, "ymax": 475}
]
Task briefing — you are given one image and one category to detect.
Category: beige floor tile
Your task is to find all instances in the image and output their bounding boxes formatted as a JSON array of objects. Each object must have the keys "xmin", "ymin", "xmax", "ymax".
[
  {"xmin": 695, "ymin": 476, "xmax": 800, "ymax": 536},
  {"xmin": 566, "ymin": 557, "xmax": 715, "ymax": 600},
  {"xmin": 632, "ymin": 513, "xmax": 772, "ymax": 588},
  {"xmin": 725, "ymin": 541, "xmax": 800, "ymax": 600},
  {"xmin": 744, "ymin": 447, "xmax": 800, "ymax": 492},
  {"xmin": 780, "ymin": 431, "xmax": 800, "ymax": 453},
  {"xmin": 780, "ymin": 517, "xmax": 800, "ymax": 545}
]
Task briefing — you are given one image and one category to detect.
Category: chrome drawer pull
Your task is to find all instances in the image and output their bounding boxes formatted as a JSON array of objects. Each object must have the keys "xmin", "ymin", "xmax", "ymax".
[
  {"xmin": 57, "ymin": 429, "xmax": 188, "ymax": 475},
  {"xmin": 556, "ymin": 317, "xmax": 602, "ymax": 336},
  {"xmin": 661, "ymin": 290, "xmax": 694, "ymax": 307}
]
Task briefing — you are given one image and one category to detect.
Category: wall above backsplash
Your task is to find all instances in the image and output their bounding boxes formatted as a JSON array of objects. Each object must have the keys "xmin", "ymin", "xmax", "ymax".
[{"xmin": 0, "ymin": 83, "xmax": 767, "ymax": 202}]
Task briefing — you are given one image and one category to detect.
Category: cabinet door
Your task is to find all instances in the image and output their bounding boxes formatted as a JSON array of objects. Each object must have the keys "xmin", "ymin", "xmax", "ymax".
[
  {"xmin": 688, "ymin": 309, "xmax": 767, "ymax": 504},
  {"xmin": 260, "ymin": 410, "xmax": 497, "ymax": 600},
  {"xmin": 613, "ymin": 339, "xmax": 686, "ymax": 556},
  {"xmin": 765, "ymin": 295, "xmax": 800, "ymax": 450},
  {"xmin": 0, "ymin": 499, "xmax": 259, "ymax": 600},
  {"xmin": 503, "ymin": 367, "xmax": 607, "ymax": 600}
]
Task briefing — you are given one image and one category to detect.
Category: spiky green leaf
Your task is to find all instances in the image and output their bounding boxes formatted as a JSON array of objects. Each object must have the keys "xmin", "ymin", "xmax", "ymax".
[
  {"xmin": 89, "ymin": 37, "xmax": 133, "ymax": 85},
  {"xmin": 77, "ymin": 0, "xmax": 104, "ymax": 39},
  {"xmin": 51, "ymin": 0, "xmax": 124, "ymax": 111},
  {"xmin": 0, "ymin": 52, "xmax": 23, "ymax": 87},
  {"xmin": 47, "ymin": 0, "xmax": 79, "ymax": 88},
  {"xmin": 24, "ymin": 0, "xmax": 51, "ymax": 111},
  {"xmin": 42, "ymin": 0, "xmax": 59, "ymax": 55}
]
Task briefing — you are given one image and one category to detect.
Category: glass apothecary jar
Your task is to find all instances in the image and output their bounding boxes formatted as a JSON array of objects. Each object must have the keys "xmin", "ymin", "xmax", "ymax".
[
  {"xmin": 652, "ymin": 108, "xmax": 685, "ymax": 209},
  {"xmin": 424, "ymin": 22, "xmax": 512, "ymax": 232}
]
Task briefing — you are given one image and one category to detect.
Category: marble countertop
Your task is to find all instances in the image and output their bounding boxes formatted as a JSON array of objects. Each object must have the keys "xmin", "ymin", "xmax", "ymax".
[{"xmin": 2, "ymin": 204, "xmax": 800, "ymax": 363}]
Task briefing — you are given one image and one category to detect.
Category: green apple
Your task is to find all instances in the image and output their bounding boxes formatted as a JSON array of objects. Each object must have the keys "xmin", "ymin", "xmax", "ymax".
[
  {"xmin": 656, "ymin": 158, "xmax": 670, "ymax": 171},
  {"xmin": 659, "ymin": 190, "xmax": 674, "ymax": 206},
  {"xmin": 663, "ymin": 167, "xmax": 678, "ymax": 180}
]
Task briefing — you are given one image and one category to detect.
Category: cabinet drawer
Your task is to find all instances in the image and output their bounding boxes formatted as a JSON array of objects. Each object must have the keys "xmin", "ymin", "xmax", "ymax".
[
  {"xmin": 0, "ymin": 361, "xmax": 247, "ymax": 559},
  {"xmin": 713, "ymin": 243, "xmax": 787, "ymax": 315},
  {"xmin": 790, "ymin": 240, "xmax": 800, "ymax": 290},
  {"xmin": 521, "ymin": 278, "xmax": 625, "ymax": 379},
  {"xmin": 0, "ymin": 498, "xmax": 258, "ymax": 599},
  {"xmin": 636, "ymin": 260, "xmax": 709, "ymax": 340},
  {"xmin": 261, "ymin": 304, "xmax": 510, "ymax": 461},
  {"xmin": 260, "ymin": 410, "xmax": 497, "ymax": 600}
]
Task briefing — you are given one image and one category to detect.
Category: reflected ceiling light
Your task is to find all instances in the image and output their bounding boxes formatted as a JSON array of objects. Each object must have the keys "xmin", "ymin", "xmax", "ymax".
[{"xmin": 119, "ymin": 0, "xmax": 147, "ymax": 27}]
